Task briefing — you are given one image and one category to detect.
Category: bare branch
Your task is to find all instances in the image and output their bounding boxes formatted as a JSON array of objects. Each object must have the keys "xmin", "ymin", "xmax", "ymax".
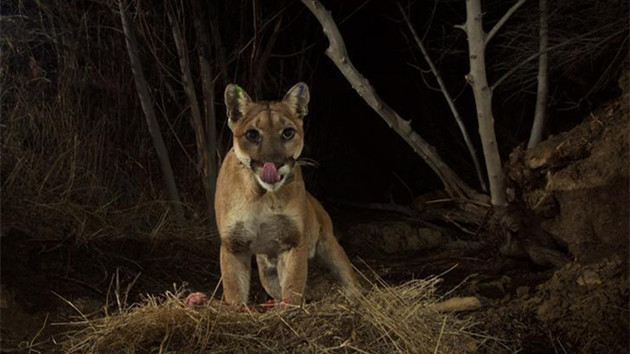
[
  {"xmin": 167, "ymin": 7, "xmax": 216, "ymax": 220},
  {"xmin": 485, "ymin": 0, "xmax": 529, "ymax": 46},
  {"xmin": 491, "ymin": 23, "xmax": 621, "ymax": 91},
  {"xmin": 118, "ymin": 0, "xmax": 184, "ymax": 222},
  {"xmin": 167, "ymin": 10, "xmax": 206, "ymax": 169},
  {"xmin": 300, "ymin": 0, "xmax": 483, "ymax": 202},
  {"xmin": 431, "ymin": 296, "xmax": 483, "ymax": 312},
  {"xmin": 399, "ymin": 3, "xmax": 487, "ymax": 193},
  {"xmin": 191, "ymin": 0, "xmax": 218, "ymax": 220}
]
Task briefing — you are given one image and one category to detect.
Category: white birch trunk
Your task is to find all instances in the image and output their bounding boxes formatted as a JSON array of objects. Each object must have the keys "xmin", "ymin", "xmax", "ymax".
[
  {"xmin": 527, "ymin": 0, "xmax": 549, "ymax": 148},
  {"xmin": 462, "ymin": 0, "xmax": 508, "ymax": 208}
]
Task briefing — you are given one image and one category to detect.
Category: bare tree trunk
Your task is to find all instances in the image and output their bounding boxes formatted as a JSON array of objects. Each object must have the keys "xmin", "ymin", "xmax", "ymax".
[
  {"xmin": 527, "ymin": 0, "xmax": 549, "ymax": 148},
  {"xmin": 399, "ymin": 4, "xmax": 488, "ymax": 193},
  {"xmin": 460, "ymin": 0, "xmax": 566, "ymax": 266},
  {"xmin": 167, "ymin": 9, "xmax": 215, "ymax": 220},
  {"xmin": 300, "ymin": 0, "xmax": 484, "ymax": 203},
  {"xmin": 206, "ymin": 3, "xmax": 229, "ymax": 156},
  {"xmin": 460, "ymin": 0, "xmax": 508, "ymax": 208},
  {"xmin": 118, "ymin": 0, "xmax": 185, "ymax": 222},
  {"xmin": 191, "ymin": 0, "xmax": 218, "ymax": 222}
]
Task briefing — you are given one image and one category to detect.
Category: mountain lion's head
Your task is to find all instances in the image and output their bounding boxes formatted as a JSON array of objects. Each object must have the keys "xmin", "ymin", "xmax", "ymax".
[{"xmin": 224, "ymin": 83, "xmax": 310, "ymax": 192}]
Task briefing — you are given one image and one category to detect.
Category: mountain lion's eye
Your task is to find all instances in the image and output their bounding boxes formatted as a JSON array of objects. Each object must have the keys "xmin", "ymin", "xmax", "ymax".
[
  {"xmin": 245, "ymin": 129, "xmax": 261, "ymax": 142},
  {"xmin": 281, "ymin": 128, "xmax": 296, "ymax": 140}
]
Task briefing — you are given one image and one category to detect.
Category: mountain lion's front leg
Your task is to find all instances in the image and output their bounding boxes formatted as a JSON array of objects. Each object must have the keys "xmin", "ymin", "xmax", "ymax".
[
  {"xmin": 220, "ymin": 243, "xmax": 251, "ymax": 305},
  {"xmin": 277, "ymin": 245, "xmax": 308, "ymax": 305},
  {"xmin": 256, "ymin": 254, "xmax": 282, "ymax": 300}
]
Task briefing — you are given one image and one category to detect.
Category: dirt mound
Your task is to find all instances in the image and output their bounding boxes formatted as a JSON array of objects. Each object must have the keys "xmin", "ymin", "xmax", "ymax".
[
  {"xmin": 507, "ymin": 95, "xmax": 629, "ymax": 263},
  {"xmin": 483, "ymin": 91, "xmax": 630, "ymax": 352},
  {"xmin": 536, "ymin": 259, "xmax": 629, "ymax": 351},
  {"xmin": 478, "ymin": 258, "xmax": 628, "ymax": 353}
]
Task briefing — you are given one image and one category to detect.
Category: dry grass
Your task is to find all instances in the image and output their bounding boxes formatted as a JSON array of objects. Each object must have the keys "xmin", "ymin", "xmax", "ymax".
[
  {"xmin": 1, "ymin": 129, "xmax": 209, "ymax": 245},
  {"xmin": 60, "ymin": 276, "xmax": 493, "ymax": 354},
  {"xmin": 1, "ymin": 1, "xmax": 211, "ymax": 246}
]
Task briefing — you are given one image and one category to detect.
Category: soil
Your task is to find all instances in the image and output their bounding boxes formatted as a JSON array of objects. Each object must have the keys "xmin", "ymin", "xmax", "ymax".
[{"xmin": 1, "ymin": 97, "xmax": 628, "ymax": 352}]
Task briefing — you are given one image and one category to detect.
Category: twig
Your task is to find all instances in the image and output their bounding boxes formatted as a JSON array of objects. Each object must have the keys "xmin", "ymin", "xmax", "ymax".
[
  {"xmin": 392, "ymin": 171, "xmax": 415, "ymax": 202},
  {"xmin": 491, "ymin": 22, "xmax": 622, "ymax": 91},
  {"xmin": 430, "ymin": 297, "xmax": 483, "ymax": 313},
  {"xmin": 442, "ymin": 215, "xmax": 476, "ymax": 235},
  {"xmin": 60, "ymin": 276, "xmax": 104, "ymax": 295},
  {"xmin": 24, "ymin": 313, "xmax": 49, "ymax": 353},
  {"xmin": 484, "ymin": 0, "xmax": 529, "ymax": 46},
  {"xmin": 399, "ymin": 3, "xmax": 487, "ymax": 193},
  {"xmin": 433, "ymin": 315, "xmax": 447, "ymax": 354},
  {"xmin": 52, "ymin": 291, "xmax": 96, "ymax": 333}
]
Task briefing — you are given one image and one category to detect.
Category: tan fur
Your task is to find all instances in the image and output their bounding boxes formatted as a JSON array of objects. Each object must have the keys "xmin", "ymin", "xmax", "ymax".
[{"xmin": 215, "ymin": 83, "xmax": 359, "ymax": 305}]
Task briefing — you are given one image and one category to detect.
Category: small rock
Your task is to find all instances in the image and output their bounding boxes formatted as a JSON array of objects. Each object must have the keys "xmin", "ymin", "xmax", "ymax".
[
  {"xmin": 577, "ymin": 270, "xmax": 602, "ymax": 286},
  {"xmin": 526, "ymin": 149, "xmax": 554, "ymax": 169}
]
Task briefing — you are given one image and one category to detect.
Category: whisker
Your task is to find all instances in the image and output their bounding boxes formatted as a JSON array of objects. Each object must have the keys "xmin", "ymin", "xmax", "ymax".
[{"xmin": 297, "ymin": 158, "xmax": 320, "ymax": 168}]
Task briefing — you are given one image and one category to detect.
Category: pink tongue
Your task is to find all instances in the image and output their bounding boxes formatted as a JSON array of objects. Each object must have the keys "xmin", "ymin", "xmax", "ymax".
[{"xmin": 261, "ymin": 162, "xmax": 282, "ymax": 184}]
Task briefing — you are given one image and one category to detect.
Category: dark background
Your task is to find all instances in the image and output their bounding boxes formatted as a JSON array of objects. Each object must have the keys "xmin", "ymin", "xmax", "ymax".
[{"xmin": 3, "ymin": 0, "xmax": 627, "ymax": 212}]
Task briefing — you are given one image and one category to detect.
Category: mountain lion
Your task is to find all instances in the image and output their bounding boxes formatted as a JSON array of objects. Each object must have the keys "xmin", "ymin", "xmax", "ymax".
[{"xmin": 215, "ymin": 82, "xmax": 359, "ymax": 306}]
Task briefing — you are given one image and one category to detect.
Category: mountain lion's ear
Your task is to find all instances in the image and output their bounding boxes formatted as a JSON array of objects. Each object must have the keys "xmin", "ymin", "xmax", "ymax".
[
  {"xmin": 282, "ymin": 82, "xmax": 310, "ymax": 119},
  {"xmin": 224, "ymin": 84, "xmax": 252, "ymax": 129}
]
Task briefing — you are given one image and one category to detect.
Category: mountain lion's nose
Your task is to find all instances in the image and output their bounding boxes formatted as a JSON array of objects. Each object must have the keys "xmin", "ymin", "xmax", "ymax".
[{"xmin": 263, "ymin": 158, "xmax": 284, "ymax": 169}]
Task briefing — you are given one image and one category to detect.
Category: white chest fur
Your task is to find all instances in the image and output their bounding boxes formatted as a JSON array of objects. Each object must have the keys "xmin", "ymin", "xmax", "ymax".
[{"xmin": 223, "ymin": 200, "xmax": 306, "ymax": 257}]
